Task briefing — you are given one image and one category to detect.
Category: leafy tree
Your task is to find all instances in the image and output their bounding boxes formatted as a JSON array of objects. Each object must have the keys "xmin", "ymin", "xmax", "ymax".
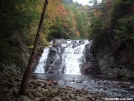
[
  {"xmin": 87, "ymin": 0, "xmax": 104, "ymax": 40},
  {"xmin": 88, "ymin": 18, "xmax": 103, "ymax": 40},
  {"xmin": 109, "ymin": 0, "xmax": 134, "ymax": 39},
  {"xmin": 48, "ymin": 25, "xmax": 68, "ymax": 40},
  {"xmin": 42, "ymin": 0, "xmax": 68, "ymax": 40},
  {"xmin": 76, "ymin": 11, "xmax": 89, "ymax": 38},
  {"xmin": 62, "ymin": 2, "xmax": 90, "ymax": 39},
  {"xmin": 62, "ymin": 3, "xmax": 78, "ymax": 38},
  {"xmin": 0, "ymin": 0, "xmax": 40, "ymax": 66},
  {"xmin": 87, "ymin": 0, "xmax": 113, "ymax": 41},
  {"xmin": 1, "ymin": 0, "xmax": 40, "ymax": 38}
]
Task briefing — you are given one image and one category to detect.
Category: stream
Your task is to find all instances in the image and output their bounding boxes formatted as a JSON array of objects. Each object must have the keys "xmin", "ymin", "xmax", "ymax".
[{"xmin": 31, "ymin": 73, "xmax": 134, "ymax": 98}]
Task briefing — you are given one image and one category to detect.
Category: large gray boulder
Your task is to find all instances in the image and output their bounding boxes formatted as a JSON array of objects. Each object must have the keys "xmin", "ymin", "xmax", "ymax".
[{"xmin": 53, "ymin": 38, "xmax": 66, "ymax": 46}]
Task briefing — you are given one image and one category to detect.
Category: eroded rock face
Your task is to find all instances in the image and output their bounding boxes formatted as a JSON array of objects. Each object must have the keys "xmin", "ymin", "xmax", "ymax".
[
  {"xmin": 80, "ymin": 62, "xmax": 100, "ymax": 75},
  {"xmin": 80, "ymin": 43, "xmax": 100, "ymax": 75},
  {"xmin": 85, "ymin": 43, "xmax": 94, "ymax": 62},
  {"xmin": 53, "ymin": 38, "xmax": 66, "ymax": 46},
  {"xmin": 46, "ymin": 46, "xmax": 63, "ymax": 73},
  {"xmin": 45, "ymin": 38, "xmax": 68, "ymax": 73},
  {"xmin": 93, "ymin": 26, "xmax": 134, "ymax": 78}
]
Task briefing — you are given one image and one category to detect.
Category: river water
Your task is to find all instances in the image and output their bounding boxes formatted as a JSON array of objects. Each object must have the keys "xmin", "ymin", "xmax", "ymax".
[{"xmin": 31, "ymin": 73, "xmax": 134, "ymax": 98}]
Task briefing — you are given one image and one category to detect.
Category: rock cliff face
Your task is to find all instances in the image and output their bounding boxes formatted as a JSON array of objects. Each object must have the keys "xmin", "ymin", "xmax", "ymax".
[
  {"xmin": 45, "ymin": 39, "xmax": 66, "ymax": 73},
  {"xmin": 93, "ymin": 28, "xmax": 134, "ymax": 78},
  {"xmin": 80, "ymin": 43, "xmax": 100, "ymax": 75}
]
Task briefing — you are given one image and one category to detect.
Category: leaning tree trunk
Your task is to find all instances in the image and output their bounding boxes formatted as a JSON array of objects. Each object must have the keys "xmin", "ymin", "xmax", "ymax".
[{"xmin": 20, "ymin": 0, "xmax": 48, "ymax": 95}]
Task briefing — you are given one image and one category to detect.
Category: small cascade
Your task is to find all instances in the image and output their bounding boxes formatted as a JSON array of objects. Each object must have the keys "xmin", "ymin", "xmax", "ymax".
[
  {"xmin": 34, "ymin": 47, "xmax": 50, "ymax": 73},
  {"xmin": 61, "ymin": 40, "xmax": 90, "ymax": 75}
]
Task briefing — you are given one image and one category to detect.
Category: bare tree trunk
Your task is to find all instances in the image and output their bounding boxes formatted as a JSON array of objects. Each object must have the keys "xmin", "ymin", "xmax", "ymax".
[{"xmin": 20, "ymin": 0, "xmax": 48, "ymax": 95}]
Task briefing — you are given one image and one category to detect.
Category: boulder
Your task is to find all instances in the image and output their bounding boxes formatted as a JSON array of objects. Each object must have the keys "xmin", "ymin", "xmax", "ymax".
[
  {"xmin": 80, "ymin": 62, "xmax": 100, "ymax": 75},
  {"xmin": 53, "ymin": 38, "xmax": 66, "ymax": 46},
  {"xmin": 17, "ymin": 95, "xmax": 33, "ymax": 101}
]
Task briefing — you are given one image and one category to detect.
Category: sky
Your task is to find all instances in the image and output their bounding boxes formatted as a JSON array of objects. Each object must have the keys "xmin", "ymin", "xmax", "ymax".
[{"xmin": 73, "ymin": 0, "xmax": 102, "ymax": 5}]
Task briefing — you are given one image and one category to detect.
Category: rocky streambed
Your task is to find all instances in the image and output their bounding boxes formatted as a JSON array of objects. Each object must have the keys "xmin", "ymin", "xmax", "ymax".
[
  {"xmin": 0, "ymin": 63, "xmax": 134, "ymax": 101},
  {"xmin": 30, "ymin": 73, "xmax": 134, "ymax": 101},
  {"xmin": 26, "ymin": 79, "xmax": 105, "ymax": 101}
]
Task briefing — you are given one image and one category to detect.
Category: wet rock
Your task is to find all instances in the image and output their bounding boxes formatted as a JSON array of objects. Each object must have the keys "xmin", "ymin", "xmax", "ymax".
[
  {"xmin": 69, "ymin": 94, "xmax": 75, "ymax": 99},
  {"xmin": 41, "ymin": 89, "xmax": 49, "ymax": 95},
  {"xmin": 38, "ymin": 82, "xmax": 45, "ymax": 87},
  {"xmin": 53, "ymin": 96, "xmax": 61, "ymax": 101},
  {"xmin": 75, "ymin": 96, "xmax": 87, "ymax": 101},
  {"xmin": 27, "ymin": 91, "xmax": 34, "ymax": 99},
  {"xmin": 51, "ymin": 89, "xmax": 58, "ymax": 94},
  {"xmin": 18, "ymin": 95, "xmax": 32, "ymax": 101},
  {"xmin": 80, "ymin": 62, "xmax": 100, "ymax": 75},
  {"xmin": 87, "ymin": 95, "xmax": 93, "ymax": 99},
  {"xmin": 121, "ymin": 85, "xmax": 130, "ymax": 88},
  {"xmin": 61, "ymin": 95, "xmax": 66, "ymax": 100},
  {"xmin": 53, "ymin": 38, "xmax": 66, "ymax": 46},
  {"xmin": 33, "ymin": 89, "xmax": 43, "ymax": 97},
  {"xmin": 85, "ymin": 44, "xmax": 94, "ymax": 62},
  {"xmin": 53, "ymin": 80, "xmax": 58, "ymax": 85},
  {"xmin": 76, "ymin": 80, "xmax": 83, "ymax": 83},
  {"xmin": 46, "ymin": 85, "xmax": 53, "ymax": 91}
]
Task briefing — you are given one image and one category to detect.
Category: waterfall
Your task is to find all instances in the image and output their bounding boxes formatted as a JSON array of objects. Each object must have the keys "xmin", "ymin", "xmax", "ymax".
[
  {"xmin": 34, "ymin": 39, "xmax": 91, "ymax": 75},
  {"xmin": 34, "ymin": 47, "xmax": 50, "ymax": 73},
  {"xmin": 61, "ymin": 40, "xmax": 89, "ymax": 74}
]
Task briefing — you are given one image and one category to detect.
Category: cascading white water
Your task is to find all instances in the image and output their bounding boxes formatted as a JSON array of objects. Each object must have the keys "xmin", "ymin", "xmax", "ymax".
[
  {"xmin": 34, "ymin": 39, "xmax": 91, "ymax": 75},
  {"xmin": 34, "ymin": 47, "xmax": 49, "ymax": 73},
  {"xmin": 61, "ymin": 40, "xmax": 89, "ymax": 75}
]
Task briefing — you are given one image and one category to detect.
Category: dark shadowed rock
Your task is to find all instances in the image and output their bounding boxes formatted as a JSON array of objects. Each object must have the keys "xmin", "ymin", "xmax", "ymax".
[
  {"xmin": 80, "ymin": 62, "xmax": 100, "ymax": 75},
  {"xmin": 81, "ymin": 42, "xmax": 100, "ymax": 75}
]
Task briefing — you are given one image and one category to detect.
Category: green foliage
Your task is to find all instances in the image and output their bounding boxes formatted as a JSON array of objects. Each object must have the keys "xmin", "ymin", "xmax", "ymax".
[
  {"xmin": 109, "ymin": 0, "xmax": 133, "ymax": 24},
  {"xmin": 88, "ymin": 18, "xmax": 103, "ymax": 40},
  {"xmin": 1, "ymin": 0, "xmax": 40, "ymax": 37},
  {"xmin": 109, "ymin": 0, "xmax": 134, "ymax": 39},
  {"xmin": 76, "ymin": 11, "xmax": 89, "ymax": 38},
  {"xmin": 0, "ymin": 0, "xmax": 41, "ymax": 67},
  {"xmin": 116, "ymin": 14, "xmax": 134, "ymax": 39},
  {"xmin": 0, "ymin": 36, "xmax": 24, "ymax": 67},
  {"xmin": 62, "ymin": 3, "xmax": 78, "ymax": 38},
  {"xmin": 63, "ymin": 2, "xmax": 89, "ymax": 39},
  {"xmin": 87, "ymin": 0, "xmax": 106, "ymax": 41},
  {"xmin": 88, "ymin": 0, "xmax": 134, "ymax": 41},
  {"xmin": 47, "ymin": 25, "xmax": 69, "ymax": 41}
]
